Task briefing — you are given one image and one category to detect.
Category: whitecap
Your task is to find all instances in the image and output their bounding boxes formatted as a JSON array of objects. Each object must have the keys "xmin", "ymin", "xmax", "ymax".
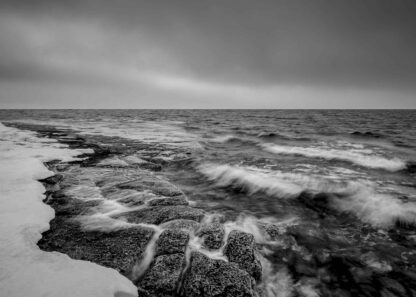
[
  {"xmin": 262, "ymin": 143, "xmax": 406, "ymax": 171},
  {"xmin": 198, "ymin": 163, "xmax": 416, "ymax": 228}
]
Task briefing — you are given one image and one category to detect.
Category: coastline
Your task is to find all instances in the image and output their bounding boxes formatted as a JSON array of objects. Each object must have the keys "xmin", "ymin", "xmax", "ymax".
[
  {"xmin": 0, "ymin": 123, "xmax": 138, "ymax": 297},
  {"xmin": 2, "ymin": 116, "xmax": 416, "ymax": 297},
  {"xmin": 3, "ymin": 122, "xmax": 267, "ymax": 297}
]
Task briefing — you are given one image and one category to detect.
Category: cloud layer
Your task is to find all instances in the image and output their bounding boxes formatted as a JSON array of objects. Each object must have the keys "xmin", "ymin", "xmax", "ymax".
[{"xmin": 1, "ymin": 0, "xmax": 415, "ymax": 108}]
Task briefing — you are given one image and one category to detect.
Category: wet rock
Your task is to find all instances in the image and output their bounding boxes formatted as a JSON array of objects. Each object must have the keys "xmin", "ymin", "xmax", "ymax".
[
  {"xmin": 38, "ymin": 220, "xmax": 154, "ymax": 276},
  {"xmin": 287, "ymin": 224, "xmax": 330, "ymax": 250},
  {"xmin": 224, "ymin": 230, "xmax": 262, "ymax": 281},
  {"xmin": 182, "ymin": 251, "xmax": 257, "ymax": 297},
  {"xmin": 264, "ymin": 223, "xmax": 283, "ymax": 240},
  {"xmin": 137, "ymin": 287, "xmax": 150, "ymax": 297},
  {"xmin": 350, "ymin": 131, "xmax": 382, "ymax": 138},
  {"xmin": 196, "ymin": 222, "xmax": 225, "ymax": 249},
  {"xmin": 160, "ymin": 219, "xmax": 200, "ymax": 232},
  {"xmin": 138, "ymin": 162, "xmax": 163, "ymax": 172},
  {"xmin": 139, "ymin": 253, "xmax": 186, "ymax": 296},
  {"xmin": 40, "ymin": 174, "xmax": 64, "ymax": 184},
  {"xmin": 117, "ymin": 178, "xmax": 183, "ymax": 197},
  {"xmin": 117, "ymin": 196, "xmax": 145, "ymax": 207},
  {"xmin": 147, "ymin": 196, "xmax": 189, "ymax": 207},
  {"xmin": 46, "ymin": 196, "xmax": 100, "ymax": 216},
  {"xmin": 155, "ymin": 229, "xmax": 189, "ymax": 256},
  {"xmin": 116, "ymin": 205, "xmax": 205, "ymax": 225}
]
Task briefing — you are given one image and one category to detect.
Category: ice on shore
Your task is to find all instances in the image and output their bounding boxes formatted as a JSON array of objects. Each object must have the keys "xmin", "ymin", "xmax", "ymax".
[{"xmin": 0, "ymin": 123, "xmax": 138, "ymax": 297}]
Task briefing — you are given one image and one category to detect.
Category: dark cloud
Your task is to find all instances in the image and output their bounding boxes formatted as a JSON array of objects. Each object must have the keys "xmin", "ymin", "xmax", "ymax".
[{"xmin": 0, "ymin": 0, "xmax": 415, "ymax": 108}]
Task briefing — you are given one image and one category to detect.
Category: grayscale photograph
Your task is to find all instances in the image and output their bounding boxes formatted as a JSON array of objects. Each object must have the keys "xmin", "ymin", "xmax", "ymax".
[{"xmin": 0, "ymin": 1, "xmax": 415, "ymax": 297}]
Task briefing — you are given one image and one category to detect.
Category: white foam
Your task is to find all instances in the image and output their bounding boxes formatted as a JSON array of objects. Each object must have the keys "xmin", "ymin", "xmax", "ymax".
[
  {"xmin": 131, "ymin": 227, "xmax": 163, "ymax": 280},
  {"xmin": 8, "ymin": 118, "xmax": 202, "ymax": 148},
  {"xmin": 187, "ymin": 235, "xmax": 228, "ymax": 261},
  {"xmin": 198, "ymin": 163, "xmax": 305, "ymax": 198},
  {"xmin": 198, "ymin": 163, "xmax": 416, "ymax": 228},
  {"xmin": 294, "ymin": 279, "xmax": 320, "ymax": 297},
  {"xmin": 260, "ymin": 262, "xmax": 294, "ymax": 297},
  {"xmin": 262, "ymin": 143, "xmax": 406, "ymax": 171},
  {"xmin": 0, "ymin": 123, "xmax": 137, "ymax": 297},
  {"xmin": 333, "ymin": 185, "xmax": 416, "ymax": 227}
]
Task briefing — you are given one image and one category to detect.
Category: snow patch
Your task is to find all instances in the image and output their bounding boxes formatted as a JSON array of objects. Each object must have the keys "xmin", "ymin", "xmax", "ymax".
[{"xmin": 0, "ymin": 123, "xmax": 138, "ymax": 297}]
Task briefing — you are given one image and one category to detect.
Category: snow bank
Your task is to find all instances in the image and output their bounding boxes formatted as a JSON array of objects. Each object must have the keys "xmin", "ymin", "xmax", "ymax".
[{"xmin": 0, "ymin": 123, "xmax": 138, "ymax": 297}]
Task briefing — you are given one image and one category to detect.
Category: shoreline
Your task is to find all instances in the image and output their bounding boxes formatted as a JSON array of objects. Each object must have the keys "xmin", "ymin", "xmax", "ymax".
[
  {"xmin": 9, "ymin": 122, "xmax": 265, "ymax": 297},
  {"xmin": 3, "ymin": 120, "xmax": 416, "ymax": 297},
  {"xmin": 0, "ymin": 123, "xmax": 138, "ymax": 297}
]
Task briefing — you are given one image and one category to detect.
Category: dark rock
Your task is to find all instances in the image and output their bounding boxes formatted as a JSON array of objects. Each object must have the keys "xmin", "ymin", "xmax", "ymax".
[
  {"xmin": 223, "ymin": 230, "xmax": 262, "ymax": 281},
  {"xmin": 137, "ymin": 287, "xmax": 150, "ymax": 297},
  {"xmin": 38, "ymin": 219, "xmax": 154, "ymax": 276},
  {"xmin": 264, "ymin": 224, "xmax": 298, "ymax": 249},
  {"xmin": 117, "ymin": 196, "xmax": 145, "ymax": 207},
  {"xmin": 259, "ymin": 132, "xmax": 277, "ymax": 138},
  {"xmin": 115, "ymin": 205, "xmax": 205, "ymax": 225},
  {"xmin": 264, "ymin": 223, "xmax": 282, "ymax": 240},
  {"xmin": 160, "ymin": 219, "xmax": 200, "ymax": 232},
  {"xmin": 138, "ymin": 162, "xmax": 163, "ymax": 172},
  {"xmin": 139, "ymin": 253, "xmax": 186, "ymax": 295},
  {"xmin": 40, "ymin": 174, "xmax": 64, "ymax": 184},
  {"xmin": 47, "ymin": 196, "xmax": 101, "ymax": 216},
  {"xmin": 147, "ymin": 196, "xmax": 189, "ymax": 207},
  {"xmin": 155, "ymin": 229, "xmax": 189, "ymax": 256},
  {"xmin": 182, "ymin": 251, "xmax": 257, "ymax": 297},
  {"xmin": 117, "ymin": 178, "xmax": 183, "ymax": 197},
  {"xmin": 351, "ymin": 131, "xmax": 382, "ymax": 138},
  {"xmin": 196, "ymin": 222, "xmax": 225, "ymax": 250}
]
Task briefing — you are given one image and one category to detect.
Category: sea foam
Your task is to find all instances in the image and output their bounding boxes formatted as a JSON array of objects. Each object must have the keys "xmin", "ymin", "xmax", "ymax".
[
  {"xmin": 198, "ymin": 163, "xmax": 416, "ymax": 227},
  {"xmin": 262, "ymin": 143, "xmax": 406, "ymax": 171},
  {"xmin": 0, "ymin": 123, "xmax": 137, "ymax": 297}
]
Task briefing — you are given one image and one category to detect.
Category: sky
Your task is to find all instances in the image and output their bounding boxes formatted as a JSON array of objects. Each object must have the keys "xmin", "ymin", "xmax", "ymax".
[{"xmin": 0, "ymin": 0, "xmax": 415, "ymax": 109}]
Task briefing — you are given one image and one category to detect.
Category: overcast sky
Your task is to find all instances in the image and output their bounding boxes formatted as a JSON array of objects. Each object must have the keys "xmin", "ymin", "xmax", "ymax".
[{"xmin": 0, "ymin": 0, "xmax": 415, "ymax": 108}]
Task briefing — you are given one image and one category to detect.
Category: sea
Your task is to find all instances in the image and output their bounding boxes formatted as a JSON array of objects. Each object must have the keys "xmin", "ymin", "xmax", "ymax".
[{"xmin": 0, "ymin": 109, "xmax": 415, "ymax": 297}]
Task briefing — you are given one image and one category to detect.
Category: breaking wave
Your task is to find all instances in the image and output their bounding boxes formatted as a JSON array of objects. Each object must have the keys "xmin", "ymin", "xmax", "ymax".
[
  {"xmin": 198, "ymin": 163, "xmax": 416, "ymax": 227},
  {"xmin": 262, "ymin": 143, "xmax": 406, "ymax": 171}
]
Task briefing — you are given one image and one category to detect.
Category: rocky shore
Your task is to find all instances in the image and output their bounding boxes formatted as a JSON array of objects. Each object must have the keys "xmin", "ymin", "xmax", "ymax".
[
  {"xmin": 8, "ymin": 123, "xmax": 263, "ymax": 297},
  {"xmin": 5, "ymin": 122, "xmax": 416, "ymax": 297}
]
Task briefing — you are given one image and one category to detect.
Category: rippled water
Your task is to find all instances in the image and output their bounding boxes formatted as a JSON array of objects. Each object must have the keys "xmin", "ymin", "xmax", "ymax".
[{"xmin": 1, "ymin": 109, "xmax": 416, "ymax": 296}]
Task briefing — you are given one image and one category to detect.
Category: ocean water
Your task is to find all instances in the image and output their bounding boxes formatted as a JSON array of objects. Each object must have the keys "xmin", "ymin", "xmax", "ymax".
[{"xmin": 1, "ymin": 109, "xmax": 416, "ymax": 296}]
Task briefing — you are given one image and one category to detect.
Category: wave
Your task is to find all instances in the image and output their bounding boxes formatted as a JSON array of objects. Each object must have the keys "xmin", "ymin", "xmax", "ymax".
[
  {"xmin": 6, "ymin": 119, "xmax": 202, "ymax": 149},
  {"xmin": 198, "ymin": 163, "xmax": 416, "ymax": 227},
  {"xmin": 261, "ymin": 143, "xmax": 406, "ymax": 171},
  {"xmin": 209, "ymin": 135, "xmax": 259, "ymax": 146},
  {"xmin": 257, "ymin": 132, "xmax": 310, "ymax": 141},
  {"xmin": 350, "ymin": 131, "xmax": 383, "ymax": 139}
]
